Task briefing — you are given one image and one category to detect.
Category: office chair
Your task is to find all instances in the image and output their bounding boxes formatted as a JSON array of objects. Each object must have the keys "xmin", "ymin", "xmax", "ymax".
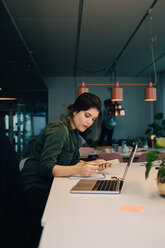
[
  {"xmin": 0, "ymin": 133, "xmax": 24, "ymax": 248},
  {"xmin": 19, "ymin": 157, "xmax": 29, "ymax": 171}
]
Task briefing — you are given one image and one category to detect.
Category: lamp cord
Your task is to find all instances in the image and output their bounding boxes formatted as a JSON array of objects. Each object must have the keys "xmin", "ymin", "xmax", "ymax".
[
  {"xmin": 74, "ymin": 0, "xmax": 84, "ymax": 98},
  {"xmin": 149, "ymin": 9, "xmax": 158, "ymax": 85}
]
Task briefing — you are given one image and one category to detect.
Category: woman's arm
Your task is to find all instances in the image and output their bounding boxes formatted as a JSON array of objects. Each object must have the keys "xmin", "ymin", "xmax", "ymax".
[
  {"xmin": 52, "ymin": 161, "xmax": 100, "ymax": 177},
  {"xmin": 52, "ymin": 159, "xmax": 112, "ymax": 177}
]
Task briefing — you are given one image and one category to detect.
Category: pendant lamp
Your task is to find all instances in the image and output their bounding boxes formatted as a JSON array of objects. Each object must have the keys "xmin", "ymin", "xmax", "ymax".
[
  {"xmin": 111, "ymin": 82, "xmax": 123, "ymax": 101},
  {"xmin": 116, "ymin": 103, "xmax": 126, "ymax": 116},
  {"xmin": 144, "ymin": 82, "xmax": 156, "ymax": 101},
  {"xmin": 0, "ymin": 88, "xmax": 17, "ymax": 101},
  {"xmin": 114, "ymin": 102, "xmax": 125, "ymax": 116},
  {"xmin": 77, "ymin": 82, "xmax": 89, "ymax": 96},
  {"xmin": 108, "ymin": 102, "xmax": 125, "ymax": 116},
  {"xmin": 77, "ymin": 81, "xmax": 156, "ymax": 103}
]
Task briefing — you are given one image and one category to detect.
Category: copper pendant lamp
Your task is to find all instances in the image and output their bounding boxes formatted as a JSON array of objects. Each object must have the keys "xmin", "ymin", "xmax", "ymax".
[
  {"xmin": 77, "ymin": 82, "xmax": 89, "ymax": 96},
  {"xmin": 77, "ymin": 81, "xmax": 157, "ymax": 102},
  {"xmin": 111, "ymin": 82, "xmax": 123, "ymax": 101},
  {"xmin": 144, "ymin": 82, "xmax": 156, "ymax": 101}
]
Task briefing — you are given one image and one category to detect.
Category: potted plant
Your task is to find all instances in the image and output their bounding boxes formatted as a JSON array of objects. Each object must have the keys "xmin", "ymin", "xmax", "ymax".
[
  {"xmin": 145, "ymin": 112, "xmax": 165, "ymax": 137},
  {"xmin": 145, "ymin": 150, "xmax": 165, "ymax": 196}
]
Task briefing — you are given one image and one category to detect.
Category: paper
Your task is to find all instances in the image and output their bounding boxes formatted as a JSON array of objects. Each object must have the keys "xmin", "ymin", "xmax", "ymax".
[
  {"xmin": 119, "ymin": 205, "xmax": 145, "ymax": 213},
  {"xmin": 69, "ymin": 173, "xmax": 106, "ymax": 180}
]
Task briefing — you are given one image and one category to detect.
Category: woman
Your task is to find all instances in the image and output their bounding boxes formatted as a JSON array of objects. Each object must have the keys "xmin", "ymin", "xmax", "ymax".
[{"xmin": 21, "ymin": 92, "xmax": 112, "ymax": 248}]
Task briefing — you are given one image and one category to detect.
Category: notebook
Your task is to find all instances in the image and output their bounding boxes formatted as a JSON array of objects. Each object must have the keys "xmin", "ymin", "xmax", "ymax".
[{"xmin": 70, "ymin": 143, "xmax": 138, "ymax": 194}]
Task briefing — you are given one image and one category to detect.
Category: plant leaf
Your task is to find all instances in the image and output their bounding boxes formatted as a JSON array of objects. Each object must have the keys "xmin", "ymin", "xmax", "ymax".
[
  {"xmin": 145, "ymin": 162, "xmax": 152, "ymax": 179},
  {"xmin": 154, "ymin": 113, "xmax": 163, "ymax": 120},
  {"xmin": 146, "ymin": 150, "xmax": 160, "ymax": 163},
  {"xmin": 145, "ymin": 128, "xmax": 152, "ymax": 135},
  {"xmin": 148, "ymin": 122, "xmax": 156, "ymax": 128}
]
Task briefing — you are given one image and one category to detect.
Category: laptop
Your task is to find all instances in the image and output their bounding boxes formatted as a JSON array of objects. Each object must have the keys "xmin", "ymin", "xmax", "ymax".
[{"xmin": 70, "ymin": 143, "xmax": 138, "ymax": 194}]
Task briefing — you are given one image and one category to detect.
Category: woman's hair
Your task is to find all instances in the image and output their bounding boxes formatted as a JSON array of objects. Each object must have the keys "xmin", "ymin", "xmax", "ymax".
[{"xmin": 67, "ymin": 93, "xmax": 102, "ymax": 124}]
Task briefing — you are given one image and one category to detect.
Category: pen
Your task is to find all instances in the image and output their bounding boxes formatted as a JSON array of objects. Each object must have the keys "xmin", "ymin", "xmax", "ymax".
[
  {"xmin": 118, "ymin": 177, "xmax": 125, "ymax": 181},
  {"xmin": 111, "ymin": 176, "xmax": 117, "ymax": 179},
  {"xmin": 111, "ymin": 176, "xmax": 124, "ymax": 181}
]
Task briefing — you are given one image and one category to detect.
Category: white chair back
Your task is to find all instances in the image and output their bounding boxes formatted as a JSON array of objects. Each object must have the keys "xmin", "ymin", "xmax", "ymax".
[{"xmin": 19, "ymin": 158, "xmax": 29, "ymax": 171}]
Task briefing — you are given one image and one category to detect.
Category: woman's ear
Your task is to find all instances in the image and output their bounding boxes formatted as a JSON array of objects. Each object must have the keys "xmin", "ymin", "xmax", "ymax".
[{"xmin": 73, "ymin": 111, "xmax": 77, "ymax": 116}]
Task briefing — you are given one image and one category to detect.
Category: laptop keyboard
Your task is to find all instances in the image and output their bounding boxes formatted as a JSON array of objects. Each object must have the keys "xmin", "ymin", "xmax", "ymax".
[{"xmin": 92, "ymin": 180, "xmax": 119, "ymax": 191}]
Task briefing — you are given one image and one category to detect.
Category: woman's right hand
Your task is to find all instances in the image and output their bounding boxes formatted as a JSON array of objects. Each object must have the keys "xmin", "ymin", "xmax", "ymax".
[{"xmin": 76, "ymin": 161, "xmax": 100, "ymax": 177}]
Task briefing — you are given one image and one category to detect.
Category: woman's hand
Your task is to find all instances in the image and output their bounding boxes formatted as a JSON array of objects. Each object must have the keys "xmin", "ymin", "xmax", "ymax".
[
  {"xmin": 86, "ymin": 159, "xmax": 112, "ymax": 171},
  {"xmin": 76, "ymin": 161, "xmax": 100, "ymax": 177},
  {"xmin": 52, "ymin": 159, "xmax": 112, "ymax": 177}
]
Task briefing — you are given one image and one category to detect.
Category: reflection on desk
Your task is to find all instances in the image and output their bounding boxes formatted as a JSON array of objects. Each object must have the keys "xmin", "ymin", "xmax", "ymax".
[{"xmin": 39, "ymin": 163, "xmax": 165, "ymax": 248}]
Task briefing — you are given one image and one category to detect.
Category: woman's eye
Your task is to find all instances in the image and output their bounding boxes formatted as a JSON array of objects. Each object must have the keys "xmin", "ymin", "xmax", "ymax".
[{"xmin": 85, "ymin": 114, "xmax": 90, "ymax": 118}]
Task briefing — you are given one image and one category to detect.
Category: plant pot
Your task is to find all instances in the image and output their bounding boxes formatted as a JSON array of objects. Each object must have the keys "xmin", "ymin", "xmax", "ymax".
[
  {"xmin": 157, "ymin": 168, "xmax": 165, "ymax": 196},
  {"xmin": 157, "ymin": 181, "xmax": 165, "ymax": 196}
]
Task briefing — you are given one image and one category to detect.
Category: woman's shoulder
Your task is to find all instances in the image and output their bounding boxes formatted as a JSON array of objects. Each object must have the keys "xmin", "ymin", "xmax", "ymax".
[{"xmin": 45, "ymin": 118, "xmax": 69, "ymax": 136}]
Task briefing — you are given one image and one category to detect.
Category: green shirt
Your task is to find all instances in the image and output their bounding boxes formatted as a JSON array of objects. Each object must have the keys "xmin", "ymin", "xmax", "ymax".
[{"xmin": 21, "ymin": 115, "xmax": 80, "ymax": 191}]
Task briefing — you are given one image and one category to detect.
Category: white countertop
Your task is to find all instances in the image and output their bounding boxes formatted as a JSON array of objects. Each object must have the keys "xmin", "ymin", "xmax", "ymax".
[{"xmin": 39, "ymin": 162, "xmax": 165, "ymax": 248}]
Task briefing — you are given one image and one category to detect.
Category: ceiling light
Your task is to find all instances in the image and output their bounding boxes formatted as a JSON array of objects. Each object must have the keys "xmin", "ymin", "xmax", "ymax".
[
  {"xmin": 111, "ymin": 82, "xmax": 123, "ymax": 101},
  {"xmin": 108, "ymin": 102, "xmax": 125, "ymax": 116},
  {"xmin": 0, "ymin": 88, "xmax": 17, "ymax": 101},
  {"xmin": 0, "ymin": 97, "xmax": 17, "ymax": 101},
  {"xmin": 144, "ymin": 10, "xmax": 157, "ymax": 102},
  {"xmin": 77, "ymin": 82, "xmax": 89, "ymax": 96},
  {"xmin": 144, "ymin": 82, "xmax": 156, "ymax": 101},
  {"xmin": 77, "ymin": 81, "xmax": 157, "ymax": 102}
]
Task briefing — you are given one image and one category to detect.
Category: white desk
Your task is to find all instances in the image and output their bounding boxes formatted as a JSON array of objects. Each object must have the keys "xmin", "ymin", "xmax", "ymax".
[{"xmin": 39, "ymin": 163, "xmax": 165, "ymax": 248}]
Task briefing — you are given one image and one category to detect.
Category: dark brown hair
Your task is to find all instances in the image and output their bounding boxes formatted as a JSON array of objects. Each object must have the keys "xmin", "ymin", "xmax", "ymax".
[{"xmin": 67, "ymin": 93, "xmax": 102, "ymax": 124}]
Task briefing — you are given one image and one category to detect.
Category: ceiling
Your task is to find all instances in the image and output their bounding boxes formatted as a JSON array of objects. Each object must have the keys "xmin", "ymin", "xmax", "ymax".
[{"xmin": 1, "ymin": 0, "xmax": 165, "ymax": 93}]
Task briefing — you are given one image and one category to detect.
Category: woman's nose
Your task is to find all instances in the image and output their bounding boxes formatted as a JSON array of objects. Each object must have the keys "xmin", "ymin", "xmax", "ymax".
[{"xmin": 87, "ymin": 118, "xmax": 93, "ymax": 125}]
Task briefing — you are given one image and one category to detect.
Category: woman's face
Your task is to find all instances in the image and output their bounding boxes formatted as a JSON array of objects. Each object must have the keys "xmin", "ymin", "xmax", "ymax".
[{"xmin": 71, "ymin": 108, "xmax": 99, "ymax": 132}]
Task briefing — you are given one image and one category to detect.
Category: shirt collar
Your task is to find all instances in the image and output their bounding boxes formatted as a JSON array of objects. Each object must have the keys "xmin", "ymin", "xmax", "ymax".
[{"xmin": 60, "ymin": 114, "xmax": 79, "ymax": 135}]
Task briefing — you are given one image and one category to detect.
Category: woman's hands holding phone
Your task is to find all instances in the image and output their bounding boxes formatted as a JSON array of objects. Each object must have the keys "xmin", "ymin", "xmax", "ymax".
[{"xmin": 85, "ymin": 159, "xmax": 112, "ymax": 171}]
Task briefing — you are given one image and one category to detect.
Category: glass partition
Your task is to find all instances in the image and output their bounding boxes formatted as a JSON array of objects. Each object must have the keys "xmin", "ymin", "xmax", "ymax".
[{"xmin": 0, "ymin": 91, "xmax": 48, "ymax": 160}]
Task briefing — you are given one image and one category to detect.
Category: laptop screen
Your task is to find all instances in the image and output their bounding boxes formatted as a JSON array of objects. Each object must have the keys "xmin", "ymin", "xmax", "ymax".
[{"xmin": 122, "ymin": 143, "xmax": 138, "ymax": 181}]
